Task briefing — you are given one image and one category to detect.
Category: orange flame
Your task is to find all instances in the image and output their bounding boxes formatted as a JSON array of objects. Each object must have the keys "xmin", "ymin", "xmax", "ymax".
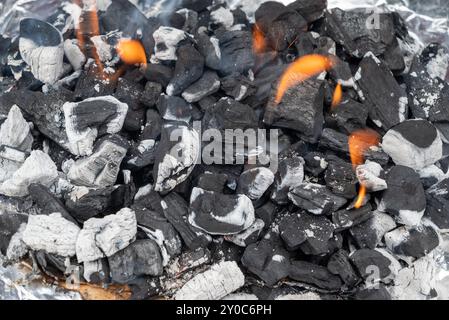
[
  {"xmin": 275, "ymin": 54, "xmax": 335, "ymax": 104},
  {"xmin": 116, "ymin": 39, "xmax": 147, "ymax": 67},
  {"xmin": 331, "ymin": 83, "xmax": 342, "ymax": 109},
  {"xmin": 253, "ymin": 24, "xmax": 266, "ymax": 54},
  {"xmin": 348, "ymin": 129, "xmax": 380, "ymax": 208}
]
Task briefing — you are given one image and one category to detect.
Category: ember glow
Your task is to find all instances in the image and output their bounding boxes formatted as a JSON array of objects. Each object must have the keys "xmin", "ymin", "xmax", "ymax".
[
  {"xmin": 252, "ymin": 24, "xmax": 266, "ymax": 54},
  {"xmin": 331, "ymin": 83, "xmax": 343, "ymax": 109},
  {"xmin": 274, "ymin": 54, "xmax": 335, "ymax": 104},
  {"xmin": 348, "ymin": 129, "xmax": 380, "ymax": 208},
  {"xmin": 116, "ymin": 39, "xmax": 147, "ymax": 67}
]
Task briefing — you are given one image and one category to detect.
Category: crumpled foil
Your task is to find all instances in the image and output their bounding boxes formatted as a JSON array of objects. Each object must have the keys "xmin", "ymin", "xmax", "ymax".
[{"xmin": 0, "ymin": 0, "xmax": 448, "ymax": 300}]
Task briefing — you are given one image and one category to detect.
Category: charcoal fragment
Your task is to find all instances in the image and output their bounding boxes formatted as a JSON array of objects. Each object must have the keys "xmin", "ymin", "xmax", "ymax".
[
  {"xmin": 140, "ymin": 82, "xmax": 162, "ymax": 108},
  {"xmin": 182, "ymin": 70, "xmax": 221, "ymax": 103},
  {"xmin": 350, "ymin": 211, "xmax": 396, "ymax": 249},
  {"xmin": 289, "ymin": 260, "xmax": 343, "ymax": 291},
  {"xmin": 326, "ymin": 99, "xmax": 368, "ymax": 134},
  {"xmin": 271, "ymin": 156, "xmax": 304, "ymax": 204},
  {"xmin": 385, "ymin": 225, "xmax": 439, "ymax": 259},
  {"xmin": 157, "ymin": 95, "xmax": 192, "ymax": 123},
  {"xmin": 332, "ymin": 205, "xmax": 372, "ymax": 232},
  {"xmin": 0, "ymin": 213, "xmax": 28, "ymax": 255},
  {"xmin": 237, "ymin": 167, "xmax": 274, "ymax": 200},
  {"xmin": 324, "ymin": 156, "xmax": 357, "ymax": 199},
  {"xmin": 327, "ymin": 249, "xmax": 359, "ymax": 287},
  {"xmin": 349, "ymin": 249, "xmax": 392, "ymax": 280},
  {"xmin": 425, "ymin": 178, "xmax": 449, "ymax": 230},
  {"xmin": 225, "ymin": 219, "xmax": 265, "ymax": 247},
  {"xmin": 288, "ymin": 0, "xmax": 327, "ymax": 23},
  {"xmin": 216, "ymin": 30, "xmax": 254, "ymax": 76}
]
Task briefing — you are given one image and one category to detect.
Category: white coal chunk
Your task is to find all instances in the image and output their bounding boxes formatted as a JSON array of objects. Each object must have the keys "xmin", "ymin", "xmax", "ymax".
[
  {"xmin": 174, "ymin": 261, "xmax": 245, "ymax": 300},
  {"xmin": 83, "ymin": 259, "xmax": 107, "ymax": 283},
  {"xmin": 0, "ymin": 146, "xmax": 27, "ymax": 183},
  {"xmin": 19, "ymin": 19, "xmax": 64, "ymax": 84},
  {"xmin": 225, "ymin": 219, "xmax": 265, "ymax": 247},
  {"xmin": 63, "ymin": 96, "xmax": 128, "ymax": 156},
  {"xmin": 90, "ymin": 35, "xmax": 113, "ymax": 63},
  {"xmin": 271, "ymin": 156, "xmax": 305, "ymax": 204},
  {"xmin": 350, "ymin": 211, "xmax": 397, "ymax": 249},
  {"xmin": 356, "ymin": 161, "xmax": 387, "ymax": 192},
  {"xmin": 22, "ymin": 213, "xmax": 81, "ymax": 257},
  {"xmin": 152, "ymin": 27, "xmax": 188, "ymax": 61},
  {"xmin": 237, "ymin": 167, "xmax": 275, "ymax": 200},
  {"xmin": 181, "ymin": 70, "xmax": 221, "ymax": 103},
  {"xmin": 6, "ymin": 224, "xmax": 28, "ymax": 261},
  {"xmin": 382, "ymin": 120, "xmax": 443, "ymax": 170},
  {"xmin": 63, "ymin": 39, "xmax": 85, "ymax": 71},
  {"xmin": 210, "ymin": 7, "xmax": 235, "ymax": 29},
  {"xmin": 0, "ymin": 150, "xmax": 58, "ymax": 197},
  {"xmin": 189, "ymin": 187, "xmax": 255, "ymax": 235},
  {"xmin": 0, "ymin": 105, "xmax": 33, "ymax": 152},
  {"xmin": 76, "ymin": 207, "xmax": 137, "ymax": 263},
  {"xmin": 67, "ymin": 135, "xmax": 128, "ymax": 188}
]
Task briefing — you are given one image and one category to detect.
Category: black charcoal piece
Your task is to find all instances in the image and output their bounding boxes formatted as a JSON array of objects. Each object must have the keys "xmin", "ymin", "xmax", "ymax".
[
  {"xmin": 35, "ymin": 251, "xmax": 68, "ymax": 279},
  {"xmin": 196, "ymin": 32, "xmax": 221, "ymax": 71},
  {"xmin": 167, "ymin": 44, "xmax": 204, "ymax": 96},
  {"xmin": 353, "ymin": 284, "xmax": 391, "ymax": 300},
  {"xmin": 216, "ymin": 30, "xmax": 254, "ymax": 76},
  {"xmin": 125, "ymin": 139, "xmax": 158, "ymax": 170},
  {"xmin": 425, "ymin": 178, "xmax": 449, "ymax": 230},
  {"xmin": 188, "ymin": 187, "xmax": 255, "ymax": 235},
  {"xmin": 143, "ymin": 64, "xmax": 174, "ymax": 88},
  {"xmin": 114, "ymin": 78, "xmax": 144, "ymax": 131},
  {"xmin": 318, "ymin": 128, "xmax": 349, "ymax": 154},
  {"xmin": 379, "ymin": 165, "xmax": 426, "ymax": 226},
  {"xmin": 157, "ymin": 95, "xmax": 192, "ymax": 123},
  {"xmin": 288, "ymin": 183, "xmax": 347, "ymax": 215},
  {"xmin": 324, "ymin": 9, "xmax": 396, "ymax": 58},
  {"xmin": 349, "ymin": 249, "xmax": 392, "ymax": 280},
  {"xmin": 108, "ymin": 239, "xmax": 163, "ymax": 284},
  {"xmin": 241, "ymin": 235, "xmax": 290, "ymax": 286},
  {"xmin": 220, "ymin": 73, "xmax": 256, "ymax": 101},
  {"xmin": 74, "ymin": 63, "xmax": 116, "ymax": 100},
  {"xmin": 324, "ymin": 156, "xmax": 357, "ymax": 199},
  {"xmin": 326, "ymin": 99, "xmax": 368, "ymax": 134},
  {"xmin": 182, "ymin": 70, "xmax": 221, "ymax": 103},
  {"xmin": 419, "ymin": 43, "xmax": 449, "ymax": 81},
  {"xmin": 304, "ymin": 152, "xmax": 328, "ymax": 176},
  {"xmin": 255, "ymin": 201, "xmax": 277, "ymax": 227},
  {"xmin": 327, "ymin": 250, "xmax": 360, "ymax": 287},
  {"xmin": 355, "ymin": 53, "xmax": 407, "ymax": 130},
  {"xmin": 385, "ymin": 225, "xmax": 439, "ymax": 259},
  {"xmin": 225, "ymin": 219, "xmax": 265, "ymax": 247},
  {"xmin": 153, "ymin": 123, "xmax": 199, "ymax": 193},
  {"xmin": 196, "ymin": 172, "xmax": 228, "ymax": 192},
  {"xmin": 0, "ymin": 213, "xmax": 28, "ymax": 255},
  {"xmin": 350, "ymin": 211, "xmax": 396, "ymax": 249},
  {"xmin": 264, "ymin": 78, "xmax": 325, "ymax": 143},
  {"xmin": 332, "ymin": 205, "xmax": 372, "ymax": 232},
  {"xmin": 288, "ymin": 0, "xmax": 327, "ymax": 23},
  {"xmin": 237, "ymin": 167, "xmax": 274, "ymax": 200},
  {"xmin": 382, "ymin": 120, "xmax": 443, "ymax": 170},
  {"xmin": 141, "ymin": 109, "xmax": 162, "ymax": 140},
  {"xmin": 271, "ymin": 156, "xmax": 304, "ymax": 204},
  {"xmin": 140, "ymin": 82, "xmax": 162, "ymax": 107},
  {"xmin": 289, "ymin": 260, "xmax": 343, "ymax": 291},
  {"xmin": 382, "ymin": 39, "xmax": 405, "ymax": 74}
]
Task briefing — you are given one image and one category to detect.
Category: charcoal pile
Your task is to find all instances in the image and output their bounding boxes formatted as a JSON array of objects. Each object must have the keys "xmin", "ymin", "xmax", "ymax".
[{"xmin": 1, "ymin": 0, "xmax": 449, "ymax": 300}]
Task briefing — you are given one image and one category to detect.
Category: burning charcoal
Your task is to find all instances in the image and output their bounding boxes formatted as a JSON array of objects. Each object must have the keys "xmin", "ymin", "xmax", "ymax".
[
  {"xmin": 74, "ymin": 63, "xmax": 116, "ymax": 100},
  {"xmin": 76, "ymin": 207, "xmax": 137, "ymax": 263},
  {"xmin": 143, "ymin": 64, "xmax": 174, "ymax": 87},
  {"xmin": 181, "ymin": 70, "xmax": 220, "ymax": 103},
  {"xmin": 279, "ymin": 212, "xmax": 334, "ymax": 254},
  {"xmin": 354, "ymin": 284, "xmax": 391, "ymax": 300},
  {"xmin": 349, "ymin": 249, "xmax": 392, "ymax": 280},
  {"xmin": 303, "ymin": 152, "xmax": 327, "ymax": 176},
  {"xmin": 220, "ymin": 73, "xmax": 256, "ymax": 101},
  {"xmin": 0, "ymin": 213, "xmax": 28, "ymax": 255},
  {"xmin": 264, "ymin": 78, "xmax": 325, "ymax": 143},
  {"xmin": 174, "ymin": 261, "xmax": 245, "ymax": 300},
  {"xmin": 125, "ymin": 139, "xmax": 158, "ymax": 170},
  {"xmin": 157, "ymin": 95, "xmax": 192, "ymax": 123},
  {"xmin": 288, "ymin": 183, "xmax": 347, "ymax": 215},
  {"xmin": 382, "ymin": 120, "xmax": 443, "ymax": 170},
  {"xmin": 237, "ymin": 167, "xmax": 274, "ymax": 200},
  {"xmin": 289, "ymin": 261, "xmax": 343, "ymax": 291},
  {"xmin": 379, "ymin": 165, "xmax": 426, "ymax": 226},
  {"xmin": 141, "ymin": 109, "xmax": 162, "ymax": 141},
  {"xmin": 271, "ymin": 156, "xmax": 304, "ymax": 204},
  {"xmin": 136, "ymin": 209, "xmax": 182, "ymax": 261},
  {"xmin": 210, "ymin": 7, "xmax": 235, "ymax": 30},
  {"xmin": 241, "ymin": 236, "xmax": 290, "ymax": 286},
  {"xmin": 288, "ymin": 0, "xmax": 327, "ymax": 23},
  {"xmin": 140, "ymin": 82, "xmax": 162, "ymax": 107},
  {"xmin": 114, "ymin": 78, "xmax": 144, "ymax": 131},
  {"xmin": 318, "ymin": 128, "xmax": 349, "ymax": 154},
  {"xmin": 162, "ymin": 192, "xmax": 211, "ymax": 250},
  {"xmin": 324, "ymin": 9, "xmax": 396, "ymax": 58},
  {"xmin": 216, "ymin": 30, "xmax": 254, "ymax": 76},
  {"xmin": 196, "ymin": 172, "xmax": 228, "ymax": 192},
  {"xmin": 63, "ymin": 96, "xmax": 128, "ymax": 156},
  {"xmin": 0, "ymin": 105, "xmax": 33, "ymax": 152},
  {"xmin": 108, "ymin": 239, "xmax": 163, "ymax": 283},
  {"xmin": 166, "ymin": 44, "xmax": 204, "ymax": 96},
  {"xmin": 19, "ymin": 19, "xmax": 64, "ymax": 84},
  {"xmin": 332, "ymin": 205, "xmax": 372, "ymax": 232},
  {"xmin": 153, "ymin": 27, "xmax": 188, "ymax": 61},
  {"xmin": 83, "ymin": 259, "xmax": 109, "ymax": 284},
  {"xmin": 324, "ymin": 156, "xmax": 357, "ymax": 199},
  {"xmin": 169, "ymin": 247, "xmax": 211, "ymax": 275},
  {"xmin": 0, "ymin": 150, "xmax": 58, "ymax": 197},
  {"xmin": 385, "ymin": 225, "xmax": 439, "ymax": 259},
  {"xmin": 426, "ymin": 178, "xmax": 449, "ymax": 230},
  {"xmin": 196, "ymin": 32, "xmax": 221, "ymax": 70},
  {"xmin": 328, "ymin": 57, "xmax": 354, "ymax": 87},
  {"xmin": 350, "ymin": 211, "xmax": 396, "ymax": 249},
  {"xmin": 225, "ymin": 219, "xmax": 265, "ymax": 247},
  {"xmin": 22, "ymin": 213, "xmax": 80, "ymax": 257},
  {"xmin": 327, "ymin": 249, "xmax": 359, "ymax": 287},
  {"xmin": 153, "ymin": 123, "xmax": 199, "ymax": 193},
  {"xmin": 188, "ymin": 187, "xmax": 255, "ymax": 235},
  {"xmin": 356, "ymin": 161, "xmax": 387, "ymax": 192},
  {"xmin": 326, "ymin": 99, "xmax": 368, "ymax": 134},
  {"xmin": 28, "ymin": 183, "xmax": 77, "ymax": 225},
  {"xmin": 63, "ymin": 39, "xmax": 85, "ymax": 71}
]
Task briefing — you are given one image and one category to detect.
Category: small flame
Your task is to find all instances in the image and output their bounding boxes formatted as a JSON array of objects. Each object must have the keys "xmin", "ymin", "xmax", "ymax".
[
  {"xmin": 348, "ymin": 129, "xmax": 380, "ymax": 209},
  {"xmin": 117, "ymin": 39, "xmax": 147, "ymax": 67},
  {"xmin": 253, "ymin": 24, "xmax": 266, "ymax": 54},
  {"xmin": 331, "ymin": 83, "xmax": 342, "ymax": 109},
  {"xmin": 275, "ymin": 54, "xmax": 335, "ymax": 104}
]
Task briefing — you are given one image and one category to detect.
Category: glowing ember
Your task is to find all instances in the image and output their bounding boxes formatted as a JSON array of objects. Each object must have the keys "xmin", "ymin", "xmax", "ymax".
[
  {"xmin": 252, "ymin": 24, "xmax": 266, "ymax": 54},
  {"xmin": 117, "ymin": 39, "xmax": 147, "ymax": 67},
  {"xmin": 331, "ymin": 83, "xmax": 342, "ymax": 109},
  {"xmin": 274, "ymin": 54, "xmax": 335, "ymax": 104},
  {"xmin": 348, "ymin": 129, "xmax": 380, "ymax": 208}
]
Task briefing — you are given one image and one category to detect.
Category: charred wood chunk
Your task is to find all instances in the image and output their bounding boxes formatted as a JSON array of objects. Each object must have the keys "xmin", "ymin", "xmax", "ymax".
[
  {"xmin": 349, "ymin": 249, "xmax": 392, "ymax": 280},
  {"xmin": 157, "ymin": 95, "xmax": 192, "ymax": 124},
  {"xmin": 289, "ymin": 260, "xmax": 343, "ymax": 291},
  {"xmin": 143, "ymin": 64, "xmax": 174, "ymax": 88},
  {"xmin": 327, "ymin": 249, "xmax": 360, "ymax": 287},
  {"xmin": 287, "ymin": 0, "xmax": 327, "ymax": 23},
  {"xmin": 216, "ymin": 30, "xmax": 254, "ymax": 76},
  {"xmin": 237, "ymin": 167, "xmax": 274, "ymax": 201},
  {"xmin": 0, "ymin": 213, "xmax": 28, "ymax": 255},
  {"xmin": 0, "ymin": 104, "xmax": 33, "ymax": 152},
  {"xmin": 425, "ymin": 178, "xmax": 449, "ymax": 230},
  {"xmin": 326, "ymin": 99, "xmax": 368, "ymax": 135},
  {"xmin": 182, "ymin": 70, "xmax": 220, "ymax": 103},
  {"xmin": 324, "ymin": 156, "xmax": 357, "ymax": 199},
  {"xmin": 140, "ymin": 82, "xmax": 162, "ymax": 108},
  {"xmin": 196, "ymin": 172, "xmax": 229, "ymax": 193},
  {"xmin": 225, "ymin": 219, "xmax": 265, "ymax": 247},
  {"xmin": 271, "ymin": 156, "xmax": 304, "ymax": 204},
  {"xmin": 74, "ymin": 63, "xmax": 117, "ymax": 100},
  {"xmin": 350, "ymin": 211, "xmax": 396, "ymax": 249},
  {"xmin": 385, "ymin": 225, "xmax": 439, "ymax": 259},
  {"xmin": 332, "ymin": 204, "xmax": 372, "ymax": 232}
]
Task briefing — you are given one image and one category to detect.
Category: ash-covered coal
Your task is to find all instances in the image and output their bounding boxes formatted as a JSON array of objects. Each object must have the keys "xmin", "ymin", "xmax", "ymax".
[{"xmin": 1, "ymin": 0, "xmax": 449, "ymax": 301}]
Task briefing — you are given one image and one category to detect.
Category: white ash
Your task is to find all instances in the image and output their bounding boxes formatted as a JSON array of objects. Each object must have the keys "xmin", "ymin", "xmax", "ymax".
[
  {"xmin": 76, "ymin": 208, "xmax": 137, "ymax": 263},
  {"xmin": 174, "ymin": 261, "xmax": 245, "ymax": 300},
  {"xmin": 239, "ymin": 167, "xmax": 275, "ymax": 200},
  {"xmin": 225, "ymin": 219, "xmax": 265, "ymax": 247},
  {"xmin": 83, "ymin": 260, "xmax": 105, "ymax": 283},
  {"xmin": 275, "ymin": 292, "xmax": 321, "ymax": 300},
  {"xmin": 0, "ymin": 105, "xmax": 33, "ymax": 152},
  {"xmin": 369, "ymin": 211, "xmax": 397, "ymax": 246},
  {"xmin": 0, "ymin": 150, "xmax": 58, "ymax": 197},
  {"xmin": 22, "ymin": 213, "xmax": 81, "ymax": 257},
  {"xmin": 210, "ymin": 7, "xmax": 234, "ymax": 29},
  {"xmin": 181, "ymin": 71, "xmax": 221, "ymax": 103},
  {"xmin": 6, "ymin": 224, "xmax": 28, "ymax": 261},
  {"xmin": 63, "ymin": 39, "xmax": 85, "ymax": 71},
  {"xmin": 153, "ymin": 27, "xmax": 188, "ymax": 61},
  {"xmin": 0, "ymin": 146, "xmax": 27, "ymax": 183},
  {"xmin": 426, "ymin": 48, "xmax": 449, "ymax": 80},
  {"xmin": 90, "ymin": 35, "xmax": 113, "ymax": 63},
  {"xmin": 419, "ymin": 165, "xmax": 449, "ymax": 183},
  {"xmin": 134, "ymin": 184, "xmax": 153, "ymax": 201},
  {"xmin": 271, "ymin": 158, "xmax": 305, "ymax": 201},
  {"xmin": 137, "ymin": 139, "xmax": 156, "ymax": 154},
  {"xmin": 375, "ymin": 248, "xmax": 402, "ymax": 281},
  {"xmin": 356, "ymin": 161, "xmax": 387, "ymax": 192},
  {"xmin": 222, "ymin": 293, "xmax": 259, "ymax": 300},
  {"xmin": 67, "ymin": 185, "xmax": 90, "ymax": 203}
]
